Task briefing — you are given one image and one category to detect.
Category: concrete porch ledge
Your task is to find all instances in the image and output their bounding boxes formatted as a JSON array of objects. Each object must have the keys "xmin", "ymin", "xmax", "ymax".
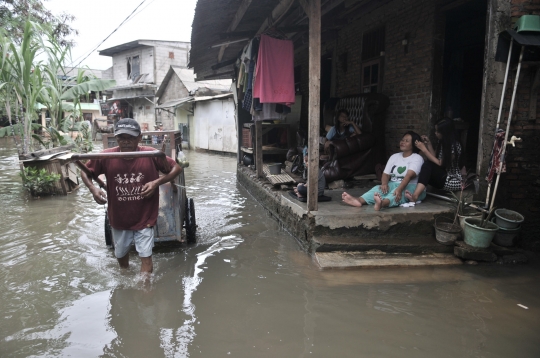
[
  {"xmin": 315, "ymin": 252, "xmax": 463, "ymax": 269},
  {"xmin": 237, "ymin": 165, "xmax": 456, "ymax": 255}
]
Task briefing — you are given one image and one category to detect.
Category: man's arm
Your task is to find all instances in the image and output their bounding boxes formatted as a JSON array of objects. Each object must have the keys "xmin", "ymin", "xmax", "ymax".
[
  {"xmin": 140, "ymin": 163, "xmax": 182, "ymax": 198},
  {"xmin": 81, "ymin": 170, "xmax": 107, "ymax": 205}
]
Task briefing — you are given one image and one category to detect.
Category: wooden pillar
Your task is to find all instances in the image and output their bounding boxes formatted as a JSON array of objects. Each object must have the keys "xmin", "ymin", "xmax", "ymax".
[
  {"xmin": 41, "ymin": 109, "xmax": 46, "ymax": 128},
  {"xmin": 307, "ymin": 0, "xmax": 321, "ymax": 211},
  {"xmin": 256, "ymin": 120, "xmax": 263, "ymax": 177}
]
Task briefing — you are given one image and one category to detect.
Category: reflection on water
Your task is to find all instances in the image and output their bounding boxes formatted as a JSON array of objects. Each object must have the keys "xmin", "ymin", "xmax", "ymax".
[{"xmin": 1, "ymin": 138, "xmax": 540, "ymax": 357}]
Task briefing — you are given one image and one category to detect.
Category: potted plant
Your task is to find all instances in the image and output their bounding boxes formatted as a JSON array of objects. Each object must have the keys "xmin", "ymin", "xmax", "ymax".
[
  {"xmin": 446, "ymin": 172, "xmax": 483, "ymax": 229},
  {"xmin": 448, "ymin": 190, "xmax": 483, "ymax": 230},
  {"xmin": 434, "ymin": 173, "xmax": 476, "ymax": 245},
  {"xmin": 463, "ymin": 207, "xmax": 499, "ymax": 248}
]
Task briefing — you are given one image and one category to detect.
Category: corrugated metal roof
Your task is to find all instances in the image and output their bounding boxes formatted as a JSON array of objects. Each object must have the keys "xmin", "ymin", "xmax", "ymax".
[
  {"xmin": 77, "ymin": 103, "xmax": 102, "ymax": 111},
  {"xmin": 156, "ymin": 66, "xmax": 232, "ymax": 98},
  {"xmin": 99, "ymin": 40, "xmax": 190, "ymax": 57},
  {"xmin": 193, "ymin": 93, "xmax": 233, "ymax": 102},
  {"xmin": 156, "ymin": 97, "xmax": 193, "ymax": 109},
  {"xmin": 108, "ymin": 82, "xmax": 157, "ymax": 91},
  {"xmin": 189, "ymin": 0, "xmax": 281, "ymax": 79},
  {"xmin": 107, "ymin": 95, "xmax": 155, "ymax": 101}
]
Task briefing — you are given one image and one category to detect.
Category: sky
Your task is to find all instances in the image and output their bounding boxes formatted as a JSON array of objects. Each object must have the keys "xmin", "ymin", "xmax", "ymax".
[{"xmin": 46, "ymin": 0, "xmax": 198, "ymax": 70}]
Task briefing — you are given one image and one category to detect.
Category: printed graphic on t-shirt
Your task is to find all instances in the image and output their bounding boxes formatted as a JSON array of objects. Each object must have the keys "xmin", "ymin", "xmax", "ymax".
[
  {"xmin": 389, "ymin": 165, "xmax": 408, "ymax": 182},
  {"xmin": 114, "ymin": 172, "xmax": 145, "ymax": 201}
]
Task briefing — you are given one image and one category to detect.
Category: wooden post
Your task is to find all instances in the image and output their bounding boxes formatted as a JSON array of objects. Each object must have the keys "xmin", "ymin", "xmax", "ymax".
[
  {"xmin": 256, "ymin": 120, "xmax": 263, "ymax": 178},
  {"xmin": 307, "ymin": 0, "xmax": 321, "ymax": 211}
]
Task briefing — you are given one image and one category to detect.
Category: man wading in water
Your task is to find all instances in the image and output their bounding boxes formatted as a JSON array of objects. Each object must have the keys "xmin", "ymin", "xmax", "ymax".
[{"xmin": 81, "ymin": 118, "xmax": 181, "ymax": 275}]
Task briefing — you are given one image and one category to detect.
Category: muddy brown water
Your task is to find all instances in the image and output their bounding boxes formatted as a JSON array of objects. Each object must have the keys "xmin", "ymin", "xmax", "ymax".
[{"xmin": 1, "ymin": 138, "xmax": 540, "ymax": 357}]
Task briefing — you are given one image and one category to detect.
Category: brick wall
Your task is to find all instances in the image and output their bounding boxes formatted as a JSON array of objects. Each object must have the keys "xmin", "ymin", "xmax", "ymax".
[{"xmin": 497, "ymin": 0, "xmax": 540, "ymax": 250}]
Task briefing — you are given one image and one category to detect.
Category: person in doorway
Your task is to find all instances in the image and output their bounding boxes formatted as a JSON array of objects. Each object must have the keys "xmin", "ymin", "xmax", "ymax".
[
  {"xmin": 294, "ymin": 147, "xmax": 326, "ymax": 198},
  {"xmin": 341, "ymin": 131, "xmax": 425, "ymax": 211},
  {"xmin": 81, "ymin": 118, "xmax": 182, "ymax": 275},
  {"xmin": 404, "ymin": 118, "xmax": 465, "ymax": 202}
]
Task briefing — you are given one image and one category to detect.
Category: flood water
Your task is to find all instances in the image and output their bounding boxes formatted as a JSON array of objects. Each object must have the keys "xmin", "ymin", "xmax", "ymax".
[{"xmin": 1, "ymin": 137, "xmax": 540, "ymax": 357}]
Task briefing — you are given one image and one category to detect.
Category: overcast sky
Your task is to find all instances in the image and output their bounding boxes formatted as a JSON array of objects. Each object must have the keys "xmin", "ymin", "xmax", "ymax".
[{"xmin": 46, "ymin": 0, "xmax": 198, "ymax": 70}]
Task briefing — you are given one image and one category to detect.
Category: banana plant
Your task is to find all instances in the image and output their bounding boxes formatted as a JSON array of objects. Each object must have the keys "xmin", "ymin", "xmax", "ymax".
[{"xmin": 3, "ymin": 20, "xmax": 47, "ymax": 155}]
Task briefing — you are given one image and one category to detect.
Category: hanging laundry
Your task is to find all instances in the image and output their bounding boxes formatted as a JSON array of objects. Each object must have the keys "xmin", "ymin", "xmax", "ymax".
[
  {"xmin": 242, "ymin": 90, "xmax": 252, "ymax": 112},
  {"xmin": 252, "ymin": 103, "xmax": 285, "ymax": 121},
  {"xmin": 253, "ymin": 34, "xmax": 295, "ymax": 105},
  {"xmin": 486, "ymin": 129, "xmax": 507, "ymax": 183}
]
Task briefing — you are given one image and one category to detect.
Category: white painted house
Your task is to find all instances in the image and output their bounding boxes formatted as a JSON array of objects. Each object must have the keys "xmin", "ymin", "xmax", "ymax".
[
  {"xmin": 156, "ymin": 66, "xmax": 236, "ymax": 153},
  {"xmin": 99, "ymin": 40, "xmax": 191, "ymax": 130}
]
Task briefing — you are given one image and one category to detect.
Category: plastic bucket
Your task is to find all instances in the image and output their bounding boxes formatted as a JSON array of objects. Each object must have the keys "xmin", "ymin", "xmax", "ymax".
[
  {"xmin": 494, "ymin": 209, "xmax": 524, "ymax": 229},
  {"xmin": 434, "ymin": 217, "xmax": 462, "ymax": 246},
  {"xmin": 493, "ymin": 225, "xmax": 521, "ymax": 247},
  {"xmin": 463, "ymin": 217, "xmax": 499, "ymax": 248},
  {"xmin": 458, "ymin": 211, "xmax": 483, "ymax": 230},
  {"xmin": 268, "ymin": 163, "xmax": 282, "ymax": 175}
]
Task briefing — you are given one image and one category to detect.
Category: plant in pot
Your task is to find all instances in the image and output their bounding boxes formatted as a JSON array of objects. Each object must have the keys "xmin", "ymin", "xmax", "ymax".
[
  {"xmin": 463, "ymin": 207, "xmax": 499, "ymax": 248},
  {"xmin": 448, "ymin": 188, "xmax": 483, "ymax": 230},
  {"xmin": 433, "ymin": 174, "xmax": 476, "ymax": 246}
]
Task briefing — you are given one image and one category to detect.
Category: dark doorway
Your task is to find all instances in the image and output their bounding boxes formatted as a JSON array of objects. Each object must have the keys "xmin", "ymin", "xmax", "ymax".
[{"xmin": 441, "ymin": 0, "xmax": 487, "ymax": 170}]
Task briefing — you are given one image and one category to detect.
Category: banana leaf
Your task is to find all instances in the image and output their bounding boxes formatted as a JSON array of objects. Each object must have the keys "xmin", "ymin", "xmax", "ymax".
[{"xmin": 60, "ymin": 79, "xmax": 116, "ymax": 100}]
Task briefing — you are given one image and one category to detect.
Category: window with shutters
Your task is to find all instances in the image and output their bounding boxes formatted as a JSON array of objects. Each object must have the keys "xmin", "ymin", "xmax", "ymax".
[{"xmin": 361, "ymin": 26, "xmax": 385, "ymax": 93}]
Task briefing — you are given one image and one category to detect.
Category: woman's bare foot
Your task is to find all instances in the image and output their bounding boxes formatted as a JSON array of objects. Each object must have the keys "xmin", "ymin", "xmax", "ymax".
[
  {"xmin": 374, "ymin": 192, "xmax": 383, "ymax": 211},
  {"xmin": 342, "ymin": 192, "xmax": 362, "ymax": 207},
  {"xmin": 405, "ymin": 190, "xmax": 417, "ymax": 202}
]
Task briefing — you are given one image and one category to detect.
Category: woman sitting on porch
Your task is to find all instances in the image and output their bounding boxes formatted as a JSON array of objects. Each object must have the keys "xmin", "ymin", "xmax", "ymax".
[
  {"xmin": 404, "ymin": 118, "xmax": 464, "ymax": 202},
  {"xmin": 323, "ymin": 109, "xmax": 362, "ymax": 154},
  {"xmin": 341, "ymin": 131, "xmax": 426, "ymax": 211}
]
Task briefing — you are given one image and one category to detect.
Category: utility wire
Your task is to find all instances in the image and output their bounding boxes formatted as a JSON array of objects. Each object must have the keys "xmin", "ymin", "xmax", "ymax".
[{"xmin": 66, "ymin": 0, "xmax": 149, "ymax": 72}]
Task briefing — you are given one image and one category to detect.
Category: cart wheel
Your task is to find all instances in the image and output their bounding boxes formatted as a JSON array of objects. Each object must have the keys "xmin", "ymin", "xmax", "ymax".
[
  {"xmin": 185, "ymin": 197, "xmax": 197, "ymax": 243},
  {"xmin": 104, "ymin": 211, "xmax": 114, "ymax": 249}
]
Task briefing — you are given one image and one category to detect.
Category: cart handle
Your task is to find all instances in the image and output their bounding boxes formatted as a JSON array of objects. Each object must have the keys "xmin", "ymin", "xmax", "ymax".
[{"xmin": 71, "ymin": 151, "xmax": 165, "ymax": 160}]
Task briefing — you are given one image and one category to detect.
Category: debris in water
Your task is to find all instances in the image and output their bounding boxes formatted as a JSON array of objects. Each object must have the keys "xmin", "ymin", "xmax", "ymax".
[{"xmin": 517, "ymin": 304, "xmax": 528, "ymax": 309}]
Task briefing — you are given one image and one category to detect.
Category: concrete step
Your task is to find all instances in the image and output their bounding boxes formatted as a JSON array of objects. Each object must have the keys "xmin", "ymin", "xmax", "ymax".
[
  {"xmin": 315, "ymin": 251, "xmax": 462, "ymax": 269},
  {"xmin": 313, "ymin": 235, "xmax": 455, "ymax": 254}
]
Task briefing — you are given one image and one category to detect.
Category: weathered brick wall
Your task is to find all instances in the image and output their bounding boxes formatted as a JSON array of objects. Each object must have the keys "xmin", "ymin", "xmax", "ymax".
[
  {"xmin": 511, "ymin": 0, "xmax": 540, "ymax": 16},
  {"xmin": 296, "ymin": 0, "xmax": 436, "ymax": 156},
  {"xmin": 497, "ymin": 0, "xmax": 540, "ymax": 250}
]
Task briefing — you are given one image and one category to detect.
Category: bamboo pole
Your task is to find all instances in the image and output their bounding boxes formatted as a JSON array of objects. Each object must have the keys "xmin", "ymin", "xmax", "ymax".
[
  {"xmin": 485, "ymin": 39, "xmax": 514, "ymax": 207},
  {"xmin": 74, "ymin": 160, "xmax": 106, "ymax": 189},
  {"xmin": 307, "ymin": 0, "xmax": 321, "ymax": 212},
  {"xmin": 489, "ymin": 45, "xmax": 525, "ymax": 210},
  {"xmin": 256, "ymin": 121, "xmax": 263, "ymax": 178},
  {"xmin": 71, "ymin": 151, "xmax": 165, "ymax": 161}
]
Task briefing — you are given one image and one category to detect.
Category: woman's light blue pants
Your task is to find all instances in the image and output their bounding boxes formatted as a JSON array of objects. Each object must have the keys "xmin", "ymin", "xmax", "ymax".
[{"xmin": 360, "ymin": 181, "xmax": 426, "ymax": 208}]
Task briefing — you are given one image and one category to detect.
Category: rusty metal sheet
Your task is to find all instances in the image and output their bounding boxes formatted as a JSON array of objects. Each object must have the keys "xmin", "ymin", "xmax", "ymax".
[{"xmin": 155, "ymin": 181, "xmax": 183, "ymax": 242}]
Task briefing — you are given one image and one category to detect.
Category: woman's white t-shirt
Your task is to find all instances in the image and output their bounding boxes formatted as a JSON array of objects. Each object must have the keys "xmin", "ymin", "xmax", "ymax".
[{"xmin": 383, "ymin": 152, "xmax": 424, "ymax": 184}]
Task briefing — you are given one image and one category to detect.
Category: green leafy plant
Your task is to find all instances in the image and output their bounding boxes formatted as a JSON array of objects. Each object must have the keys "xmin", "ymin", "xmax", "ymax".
[
  {"xmin": 448, "ymin": 171, "xmax": 481, "ymax": 225},
  {"xmin": 19, "ymin": 166, "xmax": 61, "ymax": 196},
  {"xmin": 72, "ymin": 120, "xmax": 93, "ymax": 153}
]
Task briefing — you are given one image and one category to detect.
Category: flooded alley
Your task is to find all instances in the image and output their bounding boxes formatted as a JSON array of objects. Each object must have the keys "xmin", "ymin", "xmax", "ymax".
[{"xmin": 1, "ymin": 138, "xmax": 539, "ymax": 357}]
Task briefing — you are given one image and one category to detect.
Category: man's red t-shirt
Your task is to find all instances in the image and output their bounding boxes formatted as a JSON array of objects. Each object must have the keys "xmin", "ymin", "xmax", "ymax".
[{"xmin": 86, "ymin": 146, "xmax": 176, "ymax": 230}]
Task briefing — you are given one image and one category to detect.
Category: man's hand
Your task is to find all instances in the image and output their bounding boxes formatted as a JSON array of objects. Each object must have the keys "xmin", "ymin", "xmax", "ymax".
[
  {"xmin": 140, "ymin": 179, "xmax": 160, "ymax": 198},
  {"xmin": 90, "ymin": 187, "xmax": 107, "ymax": 205}
]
